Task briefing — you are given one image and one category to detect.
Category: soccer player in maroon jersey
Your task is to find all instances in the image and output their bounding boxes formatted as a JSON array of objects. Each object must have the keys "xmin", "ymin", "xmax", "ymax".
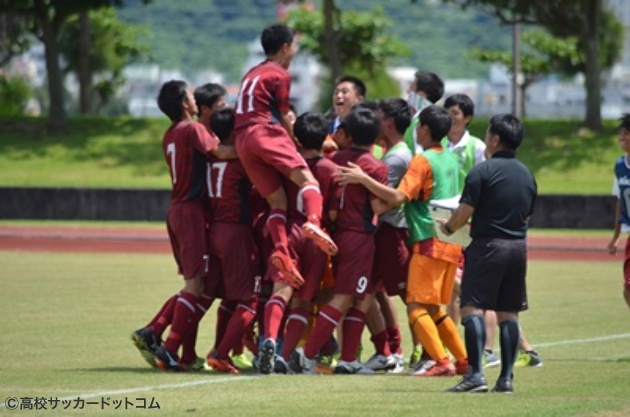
[
  {"xmin": 201, "ymin": 108, "xmax": 261, "ymax": 374},
  {"xmin": 289, "ymin": 108, "xmax": 388, "ymax": 374},
  {"xmin": 256, "ymin": 112, "xmax": 339, "ymax": 374},
  {"xmin": 130, "ymin": 80, "xmax": 235, "ymax": 372},
  {"xmin": 234, "ymin": 23, "xmax": 338, "ymax": 289}
]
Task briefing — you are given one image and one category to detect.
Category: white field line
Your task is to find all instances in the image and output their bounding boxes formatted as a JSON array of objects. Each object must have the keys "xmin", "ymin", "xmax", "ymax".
[{"xmin": 2, "ymin": 332, "xmax": 630, "ymax": 409}]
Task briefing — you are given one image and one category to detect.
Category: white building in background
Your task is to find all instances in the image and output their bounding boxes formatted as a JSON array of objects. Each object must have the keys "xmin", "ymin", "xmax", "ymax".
[{"xmin": 243, "ymin": 38, "xmax": 322, "ymax": 113}]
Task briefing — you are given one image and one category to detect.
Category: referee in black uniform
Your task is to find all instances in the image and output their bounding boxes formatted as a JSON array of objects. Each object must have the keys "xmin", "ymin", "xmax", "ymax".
[{"xmin": 440, "ymin": 114, "xmax": 537, "ymax": 393}]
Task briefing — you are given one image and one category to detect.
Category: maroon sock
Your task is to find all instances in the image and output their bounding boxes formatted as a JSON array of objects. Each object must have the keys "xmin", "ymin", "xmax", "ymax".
[
  {"xmin": 256, "ymin": 293, "xmax": 269, "ymax": 341},
  {"xmin": 300, "ymin": 182, "xmax": 323, "ymax": 226},
  {"xmin": 181, "ymin": 296, "xmax": 214, "ymax": 363},
  {"xmin": 215, "ymin": 301, "xmax": 257, "ymax": 358},
  {"xmin": 163, "ymin": 291, "xmax": 197, "ymax": 354},
  {"xmin": 266, "ymin": 209, "xmax": 289, "ymax": 251},
  {"xmin": 303, "ymin": 304, "xmax": 343, "ymax": 359},
  {"xmin": 264, "ymin": 296, "xmax": 287, "ymax": 340},
  {"xmin": 340, "ymin": 307, "xmax": 367, "ymax": 362},
  {"xmin": 371, "ymin": 330, "xmax": 392, "ymax": 357},
  {"xmin": 214, "ymin": 300, "xmax": 236, "ymax": 351},
  {"xmin": 387, "ymin": 325, "xmax": 403, "ymax": 355},
  {"xmin": 279, "ymin": 307, "xmax": 310, "ymax": 359},
  {"xmin": 319, "ymin": 335, "xmax": 339, "ymax": 356},
  {"xmin": 147, "ymin": 293, "xmax": 178, "ymax": 337}
]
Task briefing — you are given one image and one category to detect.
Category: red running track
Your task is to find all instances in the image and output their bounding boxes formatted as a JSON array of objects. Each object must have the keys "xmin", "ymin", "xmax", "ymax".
[{"xmin": 0, "ymin": 225, "xmax": 618, "ymax": 262}]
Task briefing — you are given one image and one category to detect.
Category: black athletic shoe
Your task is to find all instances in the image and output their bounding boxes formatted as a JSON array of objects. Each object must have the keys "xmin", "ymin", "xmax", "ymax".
[
  {"xmin": 492, "ymin": 377, "xmax": 514, "ymax": 393},
  {"xmin": 130, "ymin": 328, "xmax": 160, "ymax": 367},
  {"xmin": 154, "ymin": 346, "xmax": 185, "ymax": 372},
  {"xmin": 257, "ymin": 338, "xmax": 276, "ymax": 375},
  {"xmin": 446, "ymin": 372, "xmax": 489, "ymax": 393}
]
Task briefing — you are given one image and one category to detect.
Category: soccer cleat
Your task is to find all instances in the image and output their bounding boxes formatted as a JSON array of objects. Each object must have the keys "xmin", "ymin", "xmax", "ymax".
[
  {"xmin": 408, "ymin": 345, "xmax": 423, "ymax": 368},
  {"xmin": 363, "ymin": 353, "xmax": 396, "ymax": 372},
  {"xmin": 408, "ymin": 359, "xmax": 436, "ymax": 376},
  {"xmin": 334, "ymin": 359, "xmax": 376, "ymax": 375},
  {"xmin": 302, "ymin": 222, "xmax": 338, "ymax": 256},
  {"xmin": 492, "ymin": 377, "xmax": 514, "ymax": 393},
  {"xmin": 230, "ymin": 353, "xmax": 253, "ymax": 369},
  {"xmin": 388, "ymin": 353, "xmax": 405, "ymax": 374},
  {"xmin": 455, "ymin": 358, "xmax": 469, "ymax": 375},
  {"xmin": 446, "ymin": 372, "xmax": 489, "ymax": 393},
  {"xmin": 288, "ymin": 347, "xmax": 316, "ymax": 374},
  {"xmin": 483, "ymin": 349, "xmax": 501, "ymax": 368},
  {"xmin": 206, "ymin": 352, "xmax": 240, "ymax": 374},
  {"xmin": 514, "ymin": 350, "xmax": 543, "ymax": 368},
  {"xmin": 274, "ymin": 355, "xmax": 290, "ymax": 374},
  {"xmin": 130, "ymin": 327, "xmax": 160, "ymax": 368},
  {"xmin": 415, "ymin": 359, "xmax": 456, "ymax": 377},
  {"xmin": 181, "ymin": 357, "xmax": 205, "ymax": 372},
  {"xmin": 257, "ymin": 338, "xmax": 277, "ymax": 375},
  {"xmin": 270, "ymin": 249, "xmax": 305, "ymax": 288},
  {"xmin": 154, "ymin": 346, "xmax": 185, "ymax": 372}
]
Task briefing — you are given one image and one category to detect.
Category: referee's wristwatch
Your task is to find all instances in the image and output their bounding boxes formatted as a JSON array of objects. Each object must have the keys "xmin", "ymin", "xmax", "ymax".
[{"xmin": 442, "ymin": 223, "xmax": 454, "ymax": 236}]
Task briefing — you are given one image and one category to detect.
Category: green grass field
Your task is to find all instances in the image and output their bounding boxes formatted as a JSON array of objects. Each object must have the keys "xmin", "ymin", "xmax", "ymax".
[
  {"xmin": 0, "ymin": 116, "xmax": 622, "ymax": 194},
  {"xmin": 1, "ymin": 249, "xmax": 629, "ymax": 417}
]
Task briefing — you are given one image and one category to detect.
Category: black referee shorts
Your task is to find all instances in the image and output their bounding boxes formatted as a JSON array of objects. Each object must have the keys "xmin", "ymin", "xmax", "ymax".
[{"xmin": 460, "ymin": 238, "xmax": 528, "ymax": 313}]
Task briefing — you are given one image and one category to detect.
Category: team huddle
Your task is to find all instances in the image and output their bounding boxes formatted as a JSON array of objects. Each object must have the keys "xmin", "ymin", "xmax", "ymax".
[{"xmin": 131, "ymin": 23, "xmax": 542, "ymax": 393}]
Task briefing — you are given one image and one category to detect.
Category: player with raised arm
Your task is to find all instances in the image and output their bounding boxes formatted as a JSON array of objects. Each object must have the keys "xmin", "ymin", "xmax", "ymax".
[{"xmin": 234, "ymin": 23, "xmax": 338, "ymax": 288}]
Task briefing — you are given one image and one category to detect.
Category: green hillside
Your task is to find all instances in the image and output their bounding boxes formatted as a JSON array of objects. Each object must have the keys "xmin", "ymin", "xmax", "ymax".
[{"xmin": 116, "ymin": 0, "xmax": 512, "ymax": 82}]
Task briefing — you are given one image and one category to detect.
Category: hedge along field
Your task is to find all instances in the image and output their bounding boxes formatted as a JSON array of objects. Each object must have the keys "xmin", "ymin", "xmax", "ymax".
[{"xmin": 0, "ymin": 116, "xmax": 622, "ymax": 194}]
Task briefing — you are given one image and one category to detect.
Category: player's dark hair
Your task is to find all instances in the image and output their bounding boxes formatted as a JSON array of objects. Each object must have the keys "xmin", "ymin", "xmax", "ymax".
[
  {"xmin": 335, "ymin": 75, "xmax": 367, "ymax": 98},
  {"xmin": 261, "ymin": 23, "xmax": 294, "ymax": 56},
  {"xmin": 444, "ymin": 93, "xmax": 475, "ymax": 119},
  {"xmin": 419, "ymin": 105, "xmax": 452, "ymax": 143},
  {"xmin": 343, "ymin": 108, "xmax": 381, "ymax": 146},
  {"xmin": 194, "ymin": 83, "xmax": 227, "ymax": 116},
  {"xmin": 350, "ymin": 100, "xmax": 379, "ymax": 113},
  {"xmin": 294, "ymin": 112, "xmax": 329, "ymax": 150},
  {"xmin": 619, "ymin": 113, "xmax": 630, "ymax": 131},
  {"xmin": 488, "ymin": 113, "xmax": 523, "ymax": 150},
  {"xmin": 414, "ymin": 70, "xmax": 444, "ymax": 104},
  {"xmin": 378, "ymin": 98, "xmax": 412, "ymax": 135},
  {"xmin": 289, "ymin": 103, "xmax": 298, "ymax": 115},
  {"xmin": 210, "ymin": 108, "xmax": 235, "ymax": 143},
  {"xmin": 157, "ymin": 80, "xmax": 188, "ymax": 122}
]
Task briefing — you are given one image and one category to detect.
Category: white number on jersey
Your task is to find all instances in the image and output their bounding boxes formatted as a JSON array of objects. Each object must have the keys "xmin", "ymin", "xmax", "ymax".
[
  {"xmin": 235, "ymin": 75, "xmax": 261, "ymax": 114},
  {"xmin": 166, "ymin": 143, "xmax": 176, "ymax": 184},
  {"xmin": 356, "ymin": 276, "xmax": 368, "ymax": 294},
  {"xmin": 206, "ymin": 161, "xmax": 228, "ymax": 198}
]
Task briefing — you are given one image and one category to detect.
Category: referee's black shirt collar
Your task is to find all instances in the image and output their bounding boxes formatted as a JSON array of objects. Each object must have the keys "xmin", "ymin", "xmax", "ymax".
[{"xmin": 491, "ymin": 150, "xmax": 516, "ymax": 159}]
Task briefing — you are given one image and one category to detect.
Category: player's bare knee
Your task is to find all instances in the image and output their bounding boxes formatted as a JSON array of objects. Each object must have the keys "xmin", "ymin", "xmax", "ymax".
[{"xmin": 266, "ymin": 187, "xmax": 287, "ymax": 210}]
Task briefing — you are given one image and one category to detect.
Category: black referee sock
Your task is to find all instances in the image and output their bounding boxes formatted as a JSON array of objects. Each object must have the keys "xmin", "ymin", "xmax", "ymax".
[
  {"xmin": 462, "ymin": 314, "xmax": 486, "ymax": 375},
  {"xmin": 499, "ymin": 319, "xmax": 520, "ymax": 380}
]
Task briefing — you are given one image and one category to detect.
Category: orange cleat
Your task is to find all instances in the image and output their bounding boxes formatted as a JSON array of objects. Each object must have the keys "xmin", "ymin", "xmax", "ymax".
[
  {"xmin": 302, "ymin": 222, "xmax": 338, "ymax": 256},
  {"xmin": 415, "ymin": 359, "xmax": 456, "ymax": 377},
  {"xmin": 270, "ymin": 249, "xmax": 305, "ymax": 288},
  {"xmin": 206, "ymin": 352, "xmax": 240, "ymax": 374}
]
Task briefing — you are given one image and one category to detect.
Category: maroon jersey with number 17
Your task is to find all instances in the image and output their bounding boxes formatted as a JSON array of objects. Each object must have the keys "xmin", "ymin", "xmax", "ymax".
[
  {"xmin": 162, "ymin": 120, "xmax": 219, "ymax": 204},
  {"xmin": 206, "ymin": 155, "xmax": 252, "ymax": 224}
]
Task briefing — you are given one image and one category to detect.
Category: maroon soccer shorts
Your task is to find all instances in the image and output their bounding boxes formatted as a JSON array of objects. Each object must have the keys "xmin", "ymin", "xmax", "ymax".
[
  {"xmin": 235, "ymin": 124, "xmax": 308, "ymax": 197},
  {"xmin": 166, "ymin": 201, "xmax": 209, "ymax": 280},
  {"xmin": 265, "ymin": 221, "xmax": 327, "ymax": 302},
  {"xmin": 207, "ymin": 222, "xmax": 261, "ymax": 302},
  {"xmin": 332, "ymin": 229, "xmax": 375, "ymax": 300},
  {"xmin": 372, "ymin": 223, "xmax": 410, "ymax": 298}
]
